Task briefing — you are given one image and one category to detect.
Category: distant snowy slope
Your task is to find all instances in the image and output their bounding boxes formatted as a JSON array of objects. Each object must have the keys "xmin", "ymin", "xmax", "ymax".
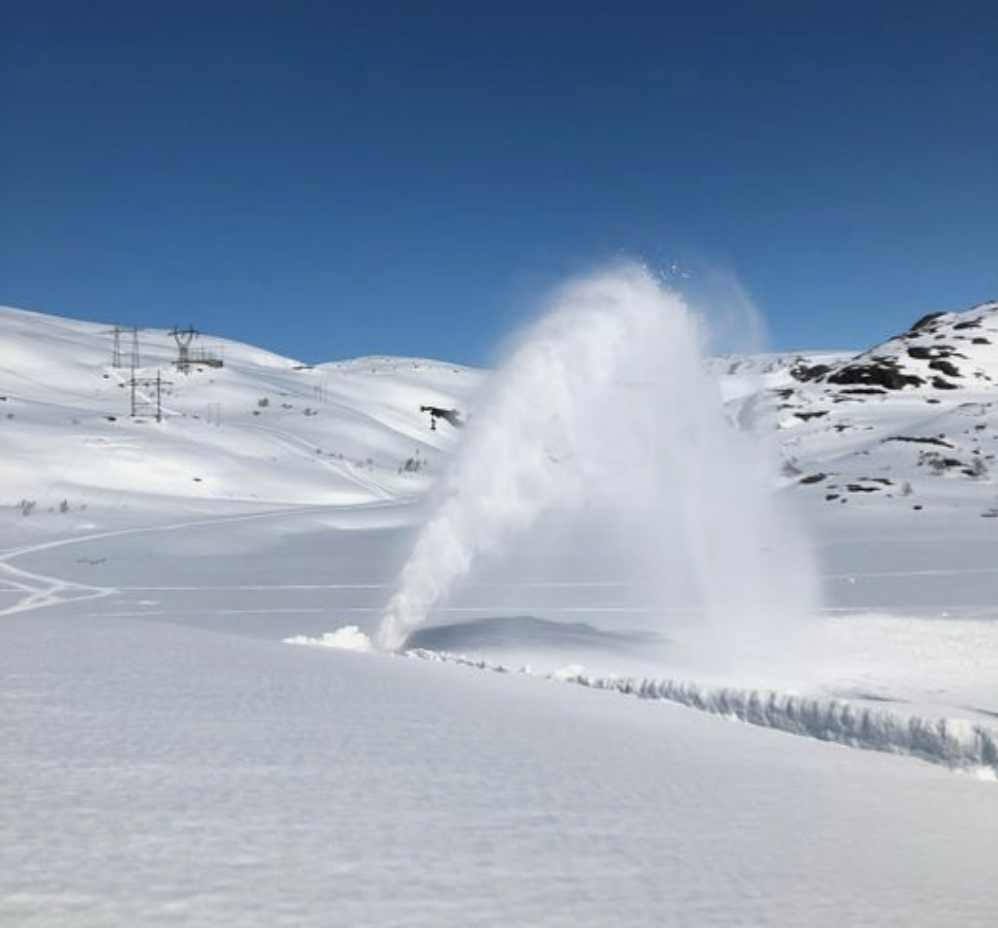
[
  {"xmin": 707, "ymin": 350, "xmax": 852, "ymax": 402},
  {"xmin": 762, "ymin": 301, "xmax": 998, "ymax": 516},
  {"xmin": 796, "ymin": 301, "xmax": 998, "ymax": 391},
  {"xmin": 4, "ymin": 299, "xmax": 998, "ymax": 524},
  {"xmin": 0, "ymin": 306, "xmax": 482, "ymax": 510}
]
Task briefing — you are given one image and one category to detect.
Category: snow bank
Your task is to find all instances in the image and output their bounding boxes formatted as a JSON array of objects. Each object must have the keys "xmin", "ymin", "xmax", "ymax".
[
  {"xmin": 573, "ymin": 673, "xmax": 998, "ymax": 777},
  {"xmin": 404, "ymin": 648, "xmax": 998, "ymax": 777}
]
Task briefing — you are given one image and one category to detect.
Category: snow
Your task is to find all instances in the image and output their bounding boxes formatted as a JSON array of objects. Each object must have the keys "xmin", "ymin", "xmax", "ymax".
[
  {"xmin": 3, "ymin": 301, "xmax": 998, "ymax": 925},
  {"xmin": 0, "ymin": 304, "xmax": 482, "ymax": 508},
  {"xmin": 3, "ymin": 580, "xmax": 997, "ymax": 927},
  {"xmin": 284, "ymin": 624, "xmax": 373, "ymax": 652}
]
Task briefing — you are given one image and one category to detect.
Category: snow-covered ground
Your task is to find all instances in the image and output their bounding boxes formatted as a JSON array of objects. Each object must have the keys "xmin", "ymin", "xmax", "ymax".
[
  {"xmin": 0, "ymin": 304, "xmax": 481, "ymax": 509},
  {"xmin": 2, "ymin": 303, "xmax": 997, "ymax": 925}
]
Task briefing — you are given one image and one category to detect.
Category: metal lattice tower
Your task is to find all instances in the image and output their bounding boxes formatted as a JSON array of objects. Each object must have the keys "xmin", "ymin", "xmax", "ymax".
[
  {"xmin": 171, "ymin": 325, "xmax": 198, "ymax": 374},
  {"xmin": 128, "ymin": 370, "xmax": 170, "ymax": 421},
  {"xmin": 106, "ymin": 325, "xmax": 143, "ymax": 369}
]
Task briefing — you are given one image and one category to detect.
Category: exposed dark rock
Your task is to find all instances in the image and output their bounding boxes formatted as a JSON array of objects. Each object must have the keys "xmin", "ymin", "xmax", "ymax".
[
  {"xmin": 827, "ymin": 360, "xmax": 924, "ymax": 390},
  {"xmin": 911, "ymin": 312, "xmax": 946, "ymax": 331},
  {"xmin": 928, "ymin": 359, "xmax": 962, "ymax": 378},
  {"xmin": 883, "ymin": 435, "xmax": 954, "ymax": 448},
  {"xmin": 799, "ymin": 472, "xmax": 828, "ymax": 485},
  {"xmin": 919, "ymin": 454, "xmax": 964, "ymax": 472},
  {"xmin": 931, "ymin": 376, "xmax": 959, "ymax": 390},
  {"xmin": 794, "ymin": 411, "xmax": 829, "ymax": 421},
  {"xmin": 908, "ymin": 344, "xmax": 964, "ymax": 363},
  {"xmin": 791, "ymin": 363, "xmax": 832, "ymax": 382}
]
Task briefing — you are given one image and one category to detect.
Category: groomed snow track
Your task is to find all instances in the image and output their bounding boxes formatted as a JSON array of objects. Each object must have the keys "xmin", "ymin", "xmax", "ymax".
[{"xmin": 404, "ymin": 648, "xmax": 998, "ymax": 777}]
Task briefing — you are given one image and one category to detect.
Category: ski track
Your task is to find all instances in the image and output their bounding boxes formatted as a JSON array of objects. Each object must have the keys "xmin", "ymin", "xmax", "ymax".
[
  {"xmin": 8, "ymin": 507, "xmax": 998, "ymax": 779},
  {"xmin": 0, "ymin": 559, "xmax": 112, "ymax": 617},
  {"xmin": 229, "ymin": 422, "xmax": 394, "ymax": 500},
  {"xmin": 0, "ymin": 504, "xmax": 374, "ymax": 618}
]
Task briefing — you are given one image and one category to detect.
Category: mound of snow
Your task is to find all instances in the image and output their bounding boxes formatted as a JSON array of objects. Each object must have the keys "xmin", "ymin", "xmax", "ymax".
[{"xmin": 284, "ymin": 625, "xmax": 374, "ymax": 652}]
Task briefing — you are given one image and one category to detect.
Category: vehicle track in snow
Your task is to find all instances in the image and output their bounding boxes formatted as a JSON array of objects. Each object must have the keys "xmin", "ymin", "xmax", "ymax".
[
  {"xmin": 227, "ymin": 421, "xmax": 394, "ymax": 500},
  {"xmin": 0, "ymin": 504, "xmax": 379, "ymax": 618},
  {"xmin": 0, "ymin": 558, "xmax": 112, "ymax": 617}
]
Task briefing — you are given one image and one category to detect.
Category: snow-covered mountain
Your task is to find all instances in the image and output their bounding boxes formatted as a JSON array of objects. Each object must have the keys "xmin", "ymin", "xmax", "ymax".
[
  {"xmin": 767, "ymin": 300, "xmax": 998, "ymax": 517},
  {"xmin": 5, "ymin": 300, "xmax": 997, "ymax": 521},
  {"xmin": 0, "ymin": 305, "xmax": 482, "ymax": 511},
  {"xmin": 4, "ymin": 300, "xmax": 998, "ymax": 927}
]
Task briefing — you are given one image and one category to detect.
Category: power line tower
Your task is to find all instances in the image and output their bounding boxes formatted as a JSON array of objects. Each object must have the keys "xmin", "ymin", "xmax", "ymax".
[
  {"xmin": 128, "ymin": 371, "xmax": 170, "ymax": 422},
  {"xmin": 106, "ymin": 325, "xmax": 143, "ymax": 369},
  {"xmin": 171, "ymin": 325, "xmax": 198, "ymax": 374}
]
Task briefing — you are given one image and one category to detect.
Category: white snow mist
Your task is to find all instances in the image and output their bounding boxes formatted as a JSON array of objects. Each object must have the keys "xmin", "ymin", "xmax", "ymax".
[{"xmin": 377, "ymin": 264, "xmax": 817, "ymax": 664}]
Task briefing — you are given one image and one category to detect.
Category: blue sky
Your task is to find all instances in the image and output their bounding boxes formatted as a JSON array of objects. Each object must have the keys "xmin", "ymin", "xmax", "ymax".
[{"xmin": 1, "ymin": 0, "xmax": 995, "ymax": 364}]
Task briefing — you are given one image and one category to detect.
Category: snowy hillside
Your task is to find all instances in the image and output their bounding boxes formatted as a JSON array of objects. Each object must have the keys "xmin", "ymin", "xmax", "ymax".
[
  {"xmin": 0, "ymin": 305, "xmax": 482, "ymax": 511},
  {"xmin": 772, "ymin": 300, "xmax": 998, "ymax": 517},
  {"xmin": 3, "ymin": 300, "xmax": 997, "ymax": 927},
  {"xmin": 6, "ymin": 300, "xmax": 998, "ymax": 521}
]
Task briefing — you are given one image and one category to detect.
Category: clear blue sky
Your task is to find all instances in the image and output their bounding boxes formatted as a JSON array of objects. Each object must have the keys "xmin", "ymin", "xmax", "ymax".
[{"xmin": 1, "ymin": 0, "xmax": 995, "ymax": 364}]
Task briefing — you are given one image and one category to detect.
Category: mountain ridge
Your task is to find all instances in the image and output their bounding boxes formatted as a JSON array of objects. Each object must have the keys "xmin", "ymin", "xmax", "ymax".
[{"xmin": 2, "ymin": 299, "xmax": 997, "ymax": 522}]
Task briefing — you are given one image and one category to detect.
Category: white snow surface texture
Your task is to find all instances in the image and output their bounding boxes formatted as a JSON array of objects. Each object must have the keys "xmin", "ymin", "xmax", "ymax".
[{"xmin": 2, "ymin": 301, "xmax": 998, "ymax": 927}]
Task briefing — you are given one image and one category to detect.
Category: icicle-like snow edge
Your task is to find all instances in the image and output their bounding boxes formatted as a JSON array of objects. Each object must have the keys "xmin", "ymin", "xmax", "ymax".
[{"xmin": 404, "ymin": 648, "xmax": 998, "ymax": 777}]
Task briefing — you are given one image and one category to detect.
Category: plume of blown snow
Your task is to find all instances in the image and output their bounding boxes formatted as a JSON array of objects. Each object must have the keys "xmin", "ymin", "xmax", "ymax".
[{"xmin": 377, "ymin": 263, "xmax": 818, "ymax": 670}]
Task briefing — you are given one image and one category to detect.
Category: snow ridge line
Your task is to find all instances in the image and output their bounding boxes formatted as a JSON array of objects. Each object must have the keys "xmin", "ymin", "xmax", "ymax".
[{"xmin": 403, "ymin": 648, "xmax": 998, "ymax": 776}]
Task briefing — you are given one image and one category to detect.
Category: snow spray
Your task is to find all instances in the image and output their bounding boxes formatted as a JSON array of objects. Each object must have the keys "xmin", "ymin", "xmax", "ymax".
[{"xmin": 377, "ymin": 263, "xmax": 817, "ymax": 667}]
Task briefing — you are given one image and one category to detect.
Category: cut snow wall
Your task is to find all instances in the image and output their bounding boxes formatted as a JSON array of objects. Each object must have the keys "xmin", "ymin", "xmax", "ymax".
[{"xmin": 405, "ymin": 648, "xmax": 998, "ymax": 776}]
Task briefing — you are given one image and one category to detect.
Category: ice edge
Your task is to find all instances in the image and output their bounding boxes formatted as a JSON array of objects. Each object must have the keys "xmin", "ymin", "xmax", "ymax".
[{"xmin": 404, "ymin": 648, "xmax": 998, "ymax": 778}]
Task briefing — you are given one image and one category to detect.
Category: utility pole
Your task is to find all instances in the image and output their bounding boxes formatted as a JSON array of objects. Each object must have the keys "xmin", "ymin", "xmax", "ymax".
[
  {"xmin": 171, "ymin": 325, "xmax": 198, "ymax": 374},
  {"xmin": 129, "ymin": 371, "xmax": 170, "ymax": 421},
  {"xmin": 130, "ymin": 327, "xmax": 141, "ymax": 369},
  {"xmin": 106, "ymin": 325, "xmax": 143, "ymax": 369}
]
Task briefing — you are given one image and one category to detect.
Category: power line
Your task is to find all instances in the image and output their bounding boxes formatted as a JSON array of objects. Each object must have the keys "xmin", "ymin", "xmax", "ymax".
[
  {"xmin": 170, "ymin": 325, "xmax": 197, "ymax": 374},
  {"xmin": 128, "ymin": 370, "xmax": 171, "ymax": 421},
  {"xmin": 105, "ymin": 325, "xmax": 143, "ymax": 369}
]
